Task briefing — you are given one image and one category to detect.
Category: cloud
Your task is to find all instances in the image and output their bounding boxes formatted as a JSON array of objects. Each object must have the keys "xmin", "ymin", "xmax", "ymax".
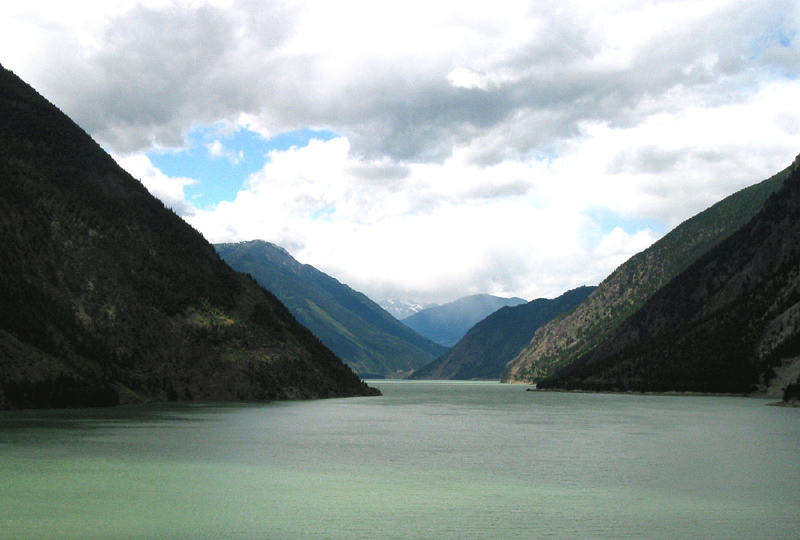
[
  {"xmin": 184, "ymin": 135, "xmax": 654, "ymax": 303},
  {"xmin": 206, "ymin": 139, "xmax": 244, "ymax": 164},
  {"xmin": 448, "ymin": 68, "xmax": 491, "ymax": 90},
  {"xmin": 113, "ymin": 152, "xmax": 197, "ymax": 216},
  {"xmin": 8, "ymin": 0, "xmax": 797, "ymax": 162},
  {"xmin": 2, "ymin": 0, "xmax": 800, "ymax": 302}
]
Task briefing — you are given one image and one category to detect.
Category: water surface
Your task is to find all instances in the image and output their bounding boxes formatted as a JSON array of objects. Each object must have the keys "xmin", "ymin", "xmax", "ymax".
[{"xmin": 1, "ymin": 381, "xmax": 798, "ymax": 539}]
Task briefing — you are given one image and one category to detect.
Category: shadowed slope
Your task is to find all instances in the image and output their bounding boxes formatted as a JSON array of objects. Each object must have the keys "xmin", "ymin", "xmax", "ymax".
[
  {"xmin": 0, "ymin": 64, "xmax": 377, "ymax": 409},
  {"xmin": 412, "ymin": 286, "xmax": 595, "ymax": 380}
]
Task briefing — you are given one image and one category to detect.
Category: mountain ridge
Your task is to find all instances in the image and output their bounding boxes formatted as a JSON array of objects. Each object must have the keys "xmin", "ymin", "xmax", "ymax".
[
  {"xmin": 216, "ymin": 240, "xmax": 447, "ymax": 377},
  {"xmin": 536, "ymin": 153, "xmax": 800, "ymax": 396},
  {"xmin": 0, "ymin": 63, "xmax": 377, "ymax": 409},
  {"xmin": 411, "ymin": 286, "xmax": 596, "ymax": 380},
  {"xmin": 503, "ymin": 166, "xmax": 790, "ymax": 383}
]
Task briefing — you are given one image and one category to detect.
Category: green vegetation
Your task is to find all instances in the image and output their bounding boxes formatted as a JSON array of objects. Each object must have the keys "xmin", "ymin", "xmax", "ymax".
[
  {"xmin": 784, "ymin": 383, "xmax": 800, "ymax": 402},
  {"xmin": 0, "ymin": 63, "xmax": 377, "ymax": 409},
  {"xmin": 412, "ymin": 286, "xmax": 595, "ymax": 380},
  {"xmin": 216, "ymin": 240, "xmax": 447, "ymax": 377},
  {"xmin": 536, "ymin": 157, "xmax": 800, "ymax": 394},
  {"xmin": 504, "ymin": 166, "xmax": 790, "ymax": 384}
]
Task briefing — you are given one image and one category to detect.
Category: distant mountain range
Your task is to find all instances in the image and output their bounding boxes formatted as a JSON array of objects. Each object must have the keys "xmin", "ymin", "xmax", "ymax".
[
  {"xmin": 379, "ymin": 299, "xmax": 439, "ymax": 320},
  {"xmin": 411, "ymin": 286, "xmax": 595, "ymax": 380},
  {"xmin": 216, "ymin": 241, "xmax": 447, "ymax": 378},
  {"xmin": 0, "ymin": 64, "xmax": 377, "ymax": 410},
  {"xmin": 505, "ymin": 157, "xmax": 800, "ymax": 401},
  {"xmin": 401, "ymin": 294, "xmax": 528, "ymax": 347}
]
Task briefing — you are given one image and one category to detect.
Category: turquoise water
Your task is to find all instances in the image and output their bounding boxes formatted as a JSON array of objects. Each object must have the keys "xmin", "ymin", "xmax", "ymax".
[{"xmin": 1, "ymin": 380, "xmax": 799, "ymax": 539}]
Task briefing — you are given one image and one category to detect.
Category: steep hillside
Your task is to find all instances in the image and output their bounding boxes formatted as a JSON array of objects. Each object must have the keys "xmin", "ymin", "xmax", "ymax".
[
  {"xmin": 216, "ymin": 240, "xmax": 447, "ymax": 377},
  {"xmin": 411, "ymin": 286, "xmax": 595, "ymax": 380},
  {"xmin": 402, "ymin": 294, "xmax": 527, "ymax": 347},
  {"xmin": 537, "ymin": 154, "xmax": 800, "ymax": 396},
  {"xmin": 0, "ymin": 64, "xmax": 377, "ymax": 409},
  {"xmin": 503, "ymin": 167, "xmax": 789, "ymax": 383}
]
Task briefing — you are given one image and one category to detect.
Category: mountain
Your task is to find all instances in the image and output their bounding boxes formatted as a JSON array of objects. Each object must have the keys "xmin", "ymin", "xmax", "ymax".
[
  {"xmin": 503, "ymin": 166, "xmax": 790, "ymax": 384},
  {"xmin": 379, "ymin": 299, "xmax": 439, "ymax": 320},
  {"xmin": 0, "ymin": 63, "xmax": 377, "ymax": 410},
  {"xmin": 401, "ymin": 294, "xmax": 528, "ymax": 347},
  {"xmin": 535, "ymin": 153, "xmax": 800, "ymax": 398},
  {"xmin": 411, "ymin": 286, "xmax": 595, "ymax": 380},
  {"xmin": 215, "ymin": 240, "xmax": 448, "ymax": 378}
]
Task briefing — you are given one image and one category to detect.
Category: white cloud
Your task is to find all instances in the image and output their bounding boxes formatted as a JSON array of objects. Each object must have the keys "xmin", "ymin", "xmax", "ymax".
[
  {"xmin": 3, "ymin": 0, "xmax": 800, "ymax": 303},
  {"xmin": 184, "ymin": 135, "xmax": 652, "ymax": 303},
  {"xmin": 205, "ymin": 139, "xmax": 244, "ymax": 164},
  {"xmin": 448, "ymin": 68, "xmax": 490, "ymax": 90},
  {"xmin": 592, "ymin": 227, "xmax": 660, "ymax": 272},
  {"xmin": 113, "ymin": 152, "xmax": 197, "ymax": 216}
]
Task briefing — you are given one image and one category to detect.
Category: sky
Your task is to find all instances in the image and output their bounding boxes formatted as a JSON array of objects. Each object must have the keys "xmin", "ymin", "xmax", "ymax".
[{"xmin": 2, "ymin": 0, "xmax": 800, "ymax": 305}]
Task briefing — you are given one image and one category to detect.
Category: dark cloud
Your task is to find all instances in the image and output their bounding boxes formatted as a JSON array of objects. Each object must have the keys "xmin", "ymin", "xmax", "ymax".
[
  {"xmin": 346, "ymin": 162, "xmax": 410, "ymax": 184},
  {"xmin": 39, "ymin": 2, "xmax": 295, "ymax": 151},
  {"xmin": 465, "ymin": 180, "xmax": 531, "ymax": 200},
  {"xmin": 607, "ymin": 146, "xmax": 684, "ymax": 175},
  {"xmin": 22, "ymin": 0, "xmax": 798, "ymax": 166}
]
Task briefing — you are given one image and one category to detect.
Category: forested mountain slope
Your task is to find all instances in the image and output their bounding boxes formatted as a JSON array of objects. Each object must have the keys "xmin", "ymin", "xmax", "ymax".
[
  {"xmin": 411, "ymin": 286, "xmax": 595, "ymax": 380},
  {"xmin": 503, "ymin": 166, "xmax": 789, "ymax": 384},
  {"xmin": 0, "ymin": 64, "xmax": 377, "ymax": 409},
  {"xmin": 537, "ymin": 153, "xmax": 800, "ymax": 397},
  {"xmin": 217, "ymin": 240, "xmax": 447, "ymax": 378}
]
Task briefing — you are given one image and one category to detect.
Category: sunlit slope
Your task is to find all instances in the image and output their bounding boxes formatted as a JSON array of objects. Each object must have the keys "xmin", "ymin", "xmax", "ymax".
[
  {"xmin": 217, "ymin": 240, "xmax": 447, "ymax": 378},
  {"xmin": 537, "ymin": 154, "xmax": 800, "ymax": 396},
  {"xmin": 504, "ymin": 165, "xmax": 789, "ymax": 384}
]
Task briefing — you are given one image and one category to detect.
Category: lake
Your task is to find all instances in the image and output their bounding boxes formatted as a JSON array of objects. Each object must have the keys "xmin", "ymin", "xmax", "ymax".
[{"xmin": 1, "ymin": 380, "xmax": 798, "ymax": 540}]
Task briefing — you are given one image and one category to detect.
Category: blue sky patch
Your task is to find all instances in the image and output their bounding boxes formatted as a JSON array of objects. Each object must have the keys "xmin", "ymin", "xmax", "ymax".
[
  {"xmin": 311, "ymin": 207, "xmax": 337, "ymax": 221},
  {"xmin": 586, "ymin": 206, "xmax": 667, "ymax": 239},
  {"xmin": 148, "ymin": 125, "xmax": 336, "ymax": 209},
  {"xmin": 749, "ymin": 23, "xmax": 795, "ymax": 61}
]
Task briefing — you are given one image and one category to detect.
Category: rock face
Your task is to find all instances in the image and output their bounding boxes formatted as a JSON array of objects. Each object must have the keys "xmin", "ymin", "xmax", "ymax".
[
  {"xmin": 216, "ymin": 240, "xmax": 447, "ymax": 378},
  {"xmin": 0, "ymin": 64, "xmax": 377, "ymax": 409},
  {"xmin": 503, "ymin": 166, "xmax": 789, "ymax": 384},
  {"xmin": 536, "ymin": 154, "xmax": 800, "ymax": 395},
  {"xmin": 411, "ymin": 287, "xmax": 595, "ymax": 380}
]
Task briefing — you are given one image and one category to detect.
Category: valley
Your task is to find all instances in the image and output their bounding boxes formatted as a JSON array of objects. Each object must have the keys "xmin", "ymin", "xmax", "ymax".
[{"xmin": 2, "ymin": 61, "xmax": 800, "ymax": 407}]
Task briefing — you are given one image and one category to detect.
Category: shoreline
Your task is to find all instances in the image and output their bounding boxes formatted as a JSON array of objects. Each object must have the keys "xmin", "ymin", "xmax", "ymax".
[{"xmin": 523, "ymin": 385, "xmax": 800, "ymax": 406}]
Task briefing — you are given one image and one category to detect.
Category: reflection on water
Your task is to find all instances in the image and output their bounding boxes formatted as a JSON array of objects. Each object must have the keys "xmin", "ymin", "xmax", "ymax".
[{"xmin": 1, "ymin": 381, "xmax": 799, "ymax": 540}]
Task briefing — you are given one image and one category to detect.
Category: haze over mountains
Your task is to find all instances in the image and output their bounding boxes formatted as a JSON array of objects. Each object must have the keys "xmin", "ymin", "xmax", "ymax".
[
  {"xmin": 407, "ymin": 155, "xmax": 800, "ymax": 404},
  {"xmin": 411, "ymin": 286, "xmax": 595, "ymax": 380},
  {"xmin": 0, "ymin": 64, "xmax": 377, "ymax": 409},
  {"xmin": 401, "ymin": 294, "xmax": 527, "ymax": 347},
  {"xmin": 216, "ymin": 240, "xmax": 447, "ymax": 378}
]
